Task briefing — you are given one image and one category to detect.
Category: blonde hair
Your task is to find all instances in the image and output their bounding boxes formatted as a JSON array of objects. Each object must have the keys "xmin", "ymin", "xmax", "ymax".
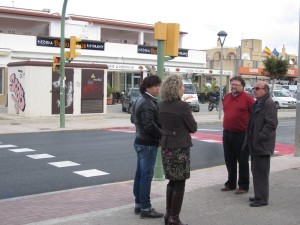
[{"xmin": 160, "ymin": 75, "xmax": 183, "ymax": 101}]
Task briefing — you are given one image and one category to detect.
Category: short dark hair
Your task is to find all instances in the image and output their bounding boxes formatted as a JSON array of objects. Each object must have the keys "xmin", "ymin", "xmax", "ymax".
[
  {"xmin": 140, "ymin": 75, "xmax": 161, "ymax": 94},
  {"xmin": 230, "ymin": 76, "xmax": 246, "ymax": 87}
]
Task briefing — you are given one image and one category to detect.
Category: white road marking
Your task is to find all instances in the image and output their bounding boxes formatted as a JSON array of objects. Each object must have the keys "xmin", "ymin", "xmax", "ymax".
[
  {"xmin": 197, "ymin": 129, "xmax": 221, "ymax": 132},
  {"xmin": 27, "ymin": 154, "xmax": 55, "ymax": 159},
  {"xmin": 48, "ymin": 161, "xmax": 80, "ymax": 168},
  {"xmin": 201, "ymin": 140, "xmax": 222, "ymax": 143},
  {"xmin": 9, "ymin": 148, "xmax": 35, "ymax": 152},
  {"xmin": 73, "ymin": 169, "xmax": 109, "ymax": 177},
  {"xmin": 0, "ymin": 144, "xmax": 17, "ymax": 148}
]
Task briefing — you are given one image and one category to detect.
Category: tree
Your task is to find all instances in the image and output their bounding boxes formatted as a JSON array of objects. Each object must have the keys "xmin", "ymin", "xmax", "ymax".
[
  {"xmin": 262, "ymin": 56, "xmax": 289, "ymax": 95},
  {"xmin": 202, "ymin": 81, "xmax": 219, "ymax": 94}
]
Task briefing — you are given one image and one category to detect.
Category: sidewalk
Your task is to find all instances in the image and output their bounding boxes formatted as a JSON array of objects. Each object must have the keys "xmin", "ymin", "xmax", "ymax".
[
  {"xmin": 0, "ymin": 104, "xmax": 297, "ymax": 134},
  {"xmin": 0, "ymin": 105, "xmax": 299, "ymax": 225}
]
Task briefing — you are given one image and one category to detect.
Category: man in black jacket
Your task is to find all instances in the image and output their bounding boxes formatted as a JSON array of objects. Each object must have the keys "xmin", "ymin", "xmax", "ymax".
[
  {"xmin": 130, "ymin": 75, "xmax": 163, "ymax": 219},
  {"xmin": 243, "ymin": 81, "xmax": 278, "ymax": 207}
]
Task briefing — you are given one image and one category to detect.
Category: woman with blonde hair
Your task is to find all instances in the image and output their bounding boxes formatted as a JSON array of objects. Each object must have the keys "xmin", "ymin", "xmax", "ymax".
[{"xmin": 159, "ymin": 74, "xmax": 197, "ymax": 225}]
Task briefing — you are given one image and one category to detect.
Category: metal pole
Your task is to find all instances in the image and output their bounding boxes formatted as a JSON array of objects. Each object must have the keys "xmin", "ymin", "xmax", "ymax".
[
  {"xmin": 153, "ymin": 40, "xmax": 165, "ymax": 181},
  {"xmin": 218, "ymin": 43, "xmax": 223, "ymax": 119},
  {"xmin": 294, "ymin": 6, "xmax": 300, "ymax": 157},
  {"xmin": 59, "ymin": 0, "xmax": 68, "ymax": 128}
]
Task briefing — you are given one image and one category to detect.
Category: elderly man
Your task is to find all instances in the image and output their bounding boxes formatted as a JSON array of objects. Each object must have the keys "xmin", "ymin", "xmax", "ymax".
[{"xmin": 243, "ymin": 81, "xmax": 278, "ymax": 207}]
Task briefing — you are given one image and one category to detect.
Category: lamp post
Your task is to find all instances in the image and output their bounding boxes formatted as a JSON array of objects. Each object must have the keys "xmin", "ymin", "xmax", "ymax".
[{"xmin": 217, "ymin": 30, "xmax": 227, "ymax": 119}]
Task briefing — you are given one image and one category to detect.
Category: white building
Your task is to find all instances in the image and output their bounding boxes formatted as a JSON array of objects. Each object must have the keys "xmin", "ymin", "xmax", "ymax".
[{"xmin": 0, "ymin": 6, "xmax": 231, "ymax": 116}]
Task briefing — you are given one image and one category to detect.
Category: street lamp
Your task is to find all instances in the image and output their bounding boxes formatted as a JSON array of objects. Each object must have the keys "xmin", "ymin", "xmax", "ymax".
[{"xmin": 217, "ymin": 30, "xmax": 227, "ymax": 119}]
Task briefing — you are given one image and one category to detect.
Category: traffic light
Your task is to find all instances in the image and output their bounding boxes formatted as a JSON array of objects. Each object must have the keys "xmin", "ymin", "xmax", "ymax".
[
  {"xmin": 165, "ymin": 23, "xmax": 180, "ymax": 57},
  {"xmin": 52, "ymin": 56, "xmax": 60, "ymax": 72},
  {"xmin": 154, "ymin": 22, "xmax": 167, "ymax": 40},
  {"xmin": 70, "ymin": 36, "xmax": 81, "ymax": 59}
]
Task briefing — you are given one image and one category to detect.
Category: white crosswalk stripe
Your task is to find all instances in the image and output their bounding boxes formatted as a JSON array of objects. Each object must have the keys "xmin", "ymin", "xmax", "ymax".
[
  {"xmin": 0, "ymin": 144, "xmax": 17, "ymax": 148},
  {"xmin": 9, "ymin": 148, "xmax": 35, "ymax": 152},
  {"xmin": 48, "ymin": 161, "xmax": 81, "ymax": 168},
  {"xmin": 73, "ymin": 169, "xmax": 109, "ymax": 177},
  {"xmin": 27, "ymin": 154, "xmax": 55, "ymax": 159}
]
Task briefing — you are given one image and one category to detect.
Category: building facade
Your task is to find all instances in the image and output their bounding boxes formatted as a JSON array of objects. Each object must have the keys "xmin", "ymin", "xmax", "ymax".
[
  {"xmin": 206, "ymin": 39, "xmax": 298, "ymax": 88},
  {"xmin": 1, "ymin": 6, "xmax": 297, "ymax": 116},
  {"xmin": 1, "ymin": 6, "xmax": 221, "ymax": 115}
]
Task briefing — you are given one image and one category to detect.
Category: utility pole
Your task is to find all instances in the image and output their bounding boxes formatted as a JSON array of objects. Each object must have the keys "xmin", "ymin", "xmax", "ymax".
[
  {"xmin": 59, "ymin": 0, "xmax": 68, "ymax": 128},
  {"xmin": 153, "ymin": 22, "xmax": 179, "ymax": 180},
  {"xmin": 294, "ymin": 12, "xmax": 300, "ymax": 157}
]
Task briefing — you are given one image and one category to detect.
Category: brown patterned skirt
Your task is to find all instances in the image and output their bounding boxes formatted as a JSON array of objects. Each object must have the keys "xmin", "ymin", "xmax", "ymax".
[{"xmin": 162, "ymin": 147, "xmax": 190, "ymax": 180}]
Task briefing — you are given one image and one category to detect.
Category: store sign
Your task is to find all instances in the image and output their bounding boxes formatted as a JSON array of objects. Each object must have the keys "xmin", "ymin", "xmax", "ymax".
[
  {"xmin": 36, "ymin": 36, "xmax": 105, "ymax": 50},
  {"xmin": 107, "ymin": 64, "xmax": 140, "ymax": 70},
  {"xmin": 137, "ymin": 45, "xmax": 188, "ymax": 57}
]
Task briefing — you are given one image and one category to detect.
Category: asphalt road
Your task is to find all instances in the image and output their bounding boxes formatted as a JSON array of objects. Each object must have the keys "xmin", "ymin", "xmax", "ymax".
[
  {"xmin": 0, "ymin": 119, "xmax": 295, "ymax": 199},
  {"xmin": 0, "ymin": 128, "xmax": 224, "ymax": 199}
]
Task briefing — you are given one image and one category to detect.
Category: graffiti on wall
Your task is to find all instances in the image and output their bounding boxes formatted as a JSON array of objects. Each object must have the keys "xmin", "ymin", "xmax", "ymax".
[
  {"xmin": 9, "ymin": 73, "xmax": 26, "ymax": 114},
  {"xmin": 81, "ymin": 69, "xmax": 104, "ymax": 113},
  {"xmin": 81, "ymin": 71, "xmax": 104, "ymax": 100},
  {"xmin": 51, "ymin": 69, "xmax": 74, "ymax": 114}
]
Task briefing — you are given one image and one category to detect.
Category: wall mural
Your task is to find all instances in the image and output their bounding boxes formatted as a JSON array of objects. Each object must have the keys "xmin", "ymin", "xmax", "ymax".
[
  {"xmin": 51, "ymin": 69, "xmax": 74, "ymax": 114},
  {"xmin": 9, "ymin": 73, "xmax": 26, "ymax": 114}
]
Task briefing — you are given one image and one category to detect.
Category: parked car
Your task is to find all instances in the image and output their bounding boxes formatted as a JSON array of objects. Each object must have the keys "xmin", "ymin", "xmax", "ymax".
[
  {"xmin": 280, "ymin": 88, "xmax": 294, "ymax": 97},
  {"xmin": 182, "ymin": 79, "xmax": 200, "ymax": 112},
  {"xmin": 244, "ymin": 86, "xmax": 254, "ymax": 98},
  {"xmin": 272, "ymin": 90, "xmax": 297, "ymax": 109},
  {"xmin": 121, "ymin": 88, "xmax": 140, "ymax": 113}
]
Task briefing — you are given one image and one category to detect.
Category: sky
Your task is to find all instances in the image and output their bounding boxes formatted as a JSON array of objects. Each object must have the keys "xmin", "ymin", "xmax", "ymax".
[{"xmin": 1, "ymin": 0, "xmax": 299, "ymax": 55}]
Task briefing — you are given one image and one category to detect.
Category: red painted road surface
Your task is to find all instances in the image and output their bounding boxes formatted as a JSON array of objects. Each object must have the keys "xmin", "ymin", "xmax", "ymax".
[{"xmin": 106, "ymin": 128, "xmax": 294, "ymax": 156}]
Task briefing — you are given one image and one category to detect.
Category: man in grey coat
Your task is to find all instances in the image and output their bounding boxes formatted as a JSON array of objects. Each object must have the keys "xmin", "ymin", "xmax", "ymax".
[{"xmin": 243, "ymin": 81, "xmax": 278, "ymax": 207}]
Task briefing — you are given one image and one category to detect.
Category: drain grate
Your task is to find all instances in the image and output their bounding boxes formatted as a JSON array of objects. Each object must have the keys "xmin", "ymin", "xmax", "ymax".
[{"xmin": 39, "ymin": 128, "xmax": 51, "ymax": 130}]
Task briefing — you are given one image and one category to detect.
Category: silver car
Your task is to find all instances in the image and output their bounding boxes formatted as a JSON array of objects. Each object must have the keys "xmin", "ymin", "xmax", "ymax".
[{"xmin": 121, "ymin": 88, "xmax": 140, "ymax": 113}]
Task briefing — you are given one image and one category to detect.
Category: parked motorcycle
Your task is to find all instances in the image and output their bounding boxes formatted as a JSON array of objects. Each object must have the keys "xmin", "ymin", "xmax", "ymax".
[{"xmin": 207, "ymin": 92, "xmax": 220, "ymax": 111}]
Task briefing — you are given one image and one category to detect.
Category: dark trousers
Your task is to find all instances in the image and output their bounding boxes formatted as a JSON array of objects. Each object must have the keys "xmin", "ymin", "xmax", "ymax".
[
  {"xmin": 251, "ymin": 155, "xmax": 270, "ymax": 204},
  {"xmin": 223, "ymin": 131, "xmax": 249, "ymax": 190}
]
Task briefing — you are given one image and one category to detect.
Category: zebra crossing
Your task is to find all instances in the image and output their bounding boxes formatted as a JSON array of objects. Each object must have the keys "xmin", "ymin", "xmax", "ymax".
[{"xmin": 0, "ymin": 142, "xmax": 110, "ymax": 178}]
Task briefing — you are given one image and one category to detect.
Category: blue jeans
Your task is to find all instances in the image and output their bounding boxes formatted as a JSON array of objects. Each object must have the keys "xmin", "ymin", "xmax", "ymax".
[{"xmin": 133, "ymin": 143, "xmax": 158, "ymax": 210}]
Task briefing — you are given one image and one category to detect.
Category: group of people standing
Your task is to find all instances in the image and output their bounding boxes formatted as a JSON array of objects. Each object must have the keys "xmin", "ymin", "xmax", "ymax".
[
  {"xmin": 222, "ymin": 76, "xmax": 278, "ymax": 207},
  {"xmin": 130, "ymin": 74, "xmax": 278, "ymax": 224}
]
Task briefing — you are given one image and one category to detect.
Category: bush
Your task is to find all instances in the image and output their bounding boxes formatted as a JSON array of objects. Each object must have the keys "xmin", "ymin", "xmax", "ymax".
[{"xmin": 107, "ymin": 84, "xmax": 116, "ymax": 97}]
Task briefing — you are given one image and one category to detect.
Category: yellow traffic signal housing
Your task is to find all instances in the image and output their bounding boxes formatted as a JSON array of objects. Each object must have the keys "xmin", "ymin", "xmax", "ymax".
[
  {"xmin": 52, "ymin": 56, "xmax": 61, "ymax": 72},
  {"xmin": 70, "ymin": 36, "xmax": 81, "ymax": 59},
  {"xmin": 64, "ymin": 51, "xmax": 70, "ymax": 60},
  {"xmin": 165, "ymin": 23, "xmax": 180, "ymax": 57},
  {"xmin": 154, "ymin": 22, "xmax": 167, "ymax": 40}
]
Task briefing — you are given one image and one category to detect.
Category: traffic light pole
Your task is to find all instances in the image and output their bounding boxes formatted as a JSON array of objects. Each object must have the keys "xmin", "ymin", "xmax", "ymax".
[
  {"xmin": 294, "ymin": 18, "xmax": 300, "ymax": 157},
  {"xmin": 59, "ymin": 0, "xmax": 68, "ymax": 128},
  {"xmin": 153, "ymin": 39, "xmax": 165, "ymax": 181}
]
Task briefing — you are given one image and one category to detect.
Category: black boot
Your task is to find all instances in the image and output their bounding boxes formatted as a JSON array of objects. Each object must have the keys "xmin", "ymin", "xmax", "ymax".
[
  {"xmin": 168, "ymin": 191, "xmax": 187, "ymax": 225},
  {"xmin": 164, "ymin": 185, "xmax": 174, "ymax": 225}
]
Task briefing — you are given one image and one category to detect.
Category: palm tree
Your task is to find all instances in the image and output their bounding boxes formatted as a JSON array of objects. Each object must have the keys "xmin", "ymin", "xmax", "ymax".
[
  {"xmin": 262, "ymin": 56, "xmax": 289, "ymax": 95},
  {"xmin": 202, "ymin": 81, "xmax": 219, "ymax": 94}
]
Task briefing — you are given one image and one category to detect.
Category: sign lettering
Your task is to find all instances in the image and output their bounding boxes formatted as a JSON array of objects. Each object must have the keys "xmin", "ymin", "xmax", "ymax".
[
  {"xmin": 36, "ymin": 36, "xmax": 105, "ymax": 50},
  {"xmin": 137, "ymin": 45, "xmax": 188, "ymax": 57}
]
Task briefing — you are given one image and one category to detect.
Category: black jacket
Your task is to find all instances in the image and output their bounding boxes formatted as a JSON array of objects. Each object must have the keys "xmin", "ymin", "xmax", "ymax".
[
  {"xmin": 159, "ymin": 100, "xmax": 197, "ymax": 149},
  {"xmin": 130, "ymin": 93, "xmax": 162, "ymax": 146},
  {"xmin": 243, "ymin": 94, "xmax": 278, "ymax": 156}
]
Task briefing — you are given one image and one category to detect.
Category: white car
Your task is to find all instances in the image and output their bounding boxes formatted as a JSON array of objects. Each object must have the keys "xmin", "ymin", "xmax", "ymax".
[{"xmin": 272, "ymin": 90, "xmax": 297, "ymax": 109}]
